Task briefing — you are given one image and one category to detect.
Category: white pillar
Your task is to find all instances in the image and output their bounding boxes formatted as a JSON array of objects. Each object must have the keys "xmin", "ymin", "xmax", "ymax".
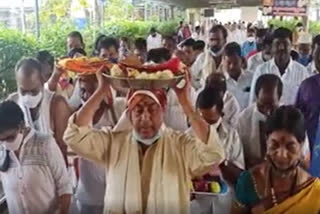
[{"xmin": 34, "ymin": 0, "xmax": 40, "ymax": 38}]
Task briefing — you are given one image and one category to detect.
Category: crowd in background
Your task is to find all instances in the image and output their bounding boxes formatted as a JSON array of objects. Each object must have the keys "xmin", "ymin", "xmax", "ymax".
[{"xmin": 0, "ymin": 18, "xmax": 320, "ymax": 214}]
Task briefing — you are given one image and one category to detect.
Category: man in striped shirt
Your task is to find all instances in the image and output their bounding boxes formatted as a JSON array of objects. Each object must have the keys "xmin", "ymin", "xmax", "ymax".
[{"xmin": 249, "ymin": 27, "xmax": 310, "ymax": 105}]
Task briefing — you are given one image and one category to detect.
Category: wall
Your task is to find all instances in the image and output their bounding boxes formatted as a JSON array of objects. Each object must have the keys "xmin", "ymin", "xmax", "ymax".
[
  {"xmin": 215, "ymin": 8, "xmax": 241, "ymax": 23},
  {"xmin": 186, "ymin": 6, "xmax": 262, "ymax": 25},
  {"xmin": 240, "ymin": 6, "xmax": 259, "ymax": 22},
  {"xmin": 186, "ymin": 8, "xmax": 201, "ymax": 25}
]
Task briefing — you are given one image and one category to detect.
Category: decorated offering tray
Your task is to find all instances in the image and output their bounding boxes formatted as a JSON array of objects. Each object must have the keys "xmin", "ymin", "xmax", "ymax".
[
  {"xmin": 58, "ymin": 56, "xmax": 187, "ymax": 89},
  {"xmin": 104, "ymin": 57, "xmax": 187, "ymax": 89},
  {"xmin": 58, "ymin": 57, "xmax": 113, "ymax": 75},
  {"xmin": 102, "ymin": 74, "xmax": 184, "ymax": 90}
]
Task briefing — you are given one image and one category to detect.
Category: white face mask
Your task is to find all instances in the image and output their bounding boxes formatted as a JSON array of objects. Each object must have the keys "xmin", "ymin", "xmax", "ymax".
[
  {"xmin": 211, "ymin": 118, "xmax": 222, "ymax": 130},
  {"xmin": 2, "ymin": 133, "xmax": 24, "ymax": 151},
  {"xmin": 247, "ymin": 37, "xmax": 255, "ymax": 43},
  {"xmin": 132, "ymin": 130, "xmax": 161, "ymax": 146},
  {"xmin": 20, "ymin": 92, "xmax": 43, "ymax": 109},
  {"xmin": 210, "ymin": 47, "xmax": 225, "ymax": 57},
  {"xmin": 263, "ymin": 54, "xmax": 272, "ymax": 61}
]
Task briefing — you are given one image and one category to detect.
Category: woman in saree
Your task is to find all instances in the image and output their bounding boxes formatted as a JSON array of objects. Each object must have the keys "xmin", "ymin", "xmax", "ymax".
[{"xmin": 231, "ymin": 106, "xmax": 320, "ymax": 214}]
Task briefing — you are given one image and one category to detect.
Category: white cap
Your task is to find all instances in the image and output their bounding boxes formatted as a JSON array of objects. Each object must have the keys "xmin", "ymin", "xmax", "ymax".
[{"xmin": 298, "ymin": 32, "xmax": 312, "ymax": 44}]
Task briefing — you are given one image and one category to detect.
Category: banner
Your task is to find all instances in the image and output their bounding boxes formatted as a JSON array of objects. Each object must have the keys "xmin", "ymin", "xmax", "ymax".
[{"xmin": 262, "ymin": 0, "xmax": 308, "ymax": 16}]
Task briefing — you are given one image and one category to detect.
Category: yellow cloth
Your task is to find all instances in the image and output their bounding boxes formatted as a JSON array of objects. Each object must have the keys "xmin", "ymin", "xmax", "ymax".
[
  {"xmin": 264, "ymin": 179, "xmax": 320, "ymax": 214},
  {"xmin": 202, "ymin": 49, "xmax": 217, "ymax": 81},
  {"xmin": 64, "ymin": 115, "xmax": 225, "ymax": 214}
]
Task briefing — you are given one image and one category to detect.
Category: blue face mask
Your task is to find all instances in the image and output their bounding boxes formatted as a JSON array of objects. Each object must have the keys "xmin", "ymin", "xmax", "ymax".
[
  {"xmin": 299, "ymin": 54, "xmax": 311, "ymax": 66},
  {"xmin": 132, "ymin": 130, "xmax": 161, "ymax": 146},
  {"xmin": 109, "ymin": 58, "xmax": 118, "ymax": 63}
]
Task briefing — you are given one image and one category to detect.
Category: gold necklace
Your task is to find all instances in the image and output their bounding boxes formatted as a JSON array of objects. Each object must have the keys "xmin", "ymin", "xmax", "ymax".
[
  {"xmin": 270, "ymin": 187, "xmax": 278, "ymax": 206},
  {"xmin": 269, "ymin": 168, "xmax": 298, "ymax": 207}
]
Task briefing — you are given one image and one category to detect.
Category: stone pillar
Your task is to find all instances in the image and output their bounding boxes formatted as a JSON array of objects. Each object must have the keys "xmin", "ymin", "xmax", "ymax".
[
  {"xmin": 170, "ymin": 5, "xmax": 175, "ymax": 20},
  {"xmin": 144, "ymin": 2, "xmax": 148, "ymax": 21}
]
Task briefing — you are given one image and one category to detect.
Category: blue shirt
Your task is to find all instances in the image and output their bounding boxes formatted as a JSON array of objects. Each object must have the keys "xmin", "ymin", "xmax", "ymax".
[
  {"xmin": 296, "ymin": 74, "xmax": 320, "ymax": 177},
  {"xmin": 241, "ymin": 41, "xmax": 257, "ymax": 58},
  {"xmin": 296, "ymin": 74, "xmax": 320, "ymax": 149}
]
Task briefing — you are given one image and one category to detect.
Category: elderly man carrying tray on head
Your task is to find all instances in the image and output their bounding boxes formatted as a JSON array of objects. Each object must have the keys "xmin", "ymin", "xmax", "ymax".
[{"xmin": 63, "ymin": 67, "xmax": 225, "ymax": 214}]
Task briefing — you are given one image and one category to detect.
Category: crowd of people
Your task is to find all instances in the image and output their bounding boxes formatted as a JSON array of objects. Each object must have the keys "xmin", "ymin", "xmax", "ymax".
[{"xmin": 1, "ymin": 19, "xmax": 320, "ymax": 214}]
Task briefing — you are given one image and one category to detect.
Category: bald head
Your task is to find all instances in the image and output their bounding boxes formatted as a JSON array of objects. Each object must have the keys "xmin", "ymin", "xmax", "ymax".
[
  {"xmin": 205, "ymin": 72, "xmax": 226, "ymax": 90},
  {"xmin": 78, "ymin": 75, "xmax": 98, "ymax": 102},
  {"xmin": 15, "ymin": 58, "xmax": 44, "ymax": 96}
]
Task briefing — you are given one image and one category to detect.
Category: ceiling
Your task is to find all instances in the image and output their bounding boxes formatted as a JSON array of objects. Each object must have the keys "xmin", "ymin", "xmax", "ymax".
[{"xmin": 156, "ymin": 0, "xmax": 261, "ymax": 8}]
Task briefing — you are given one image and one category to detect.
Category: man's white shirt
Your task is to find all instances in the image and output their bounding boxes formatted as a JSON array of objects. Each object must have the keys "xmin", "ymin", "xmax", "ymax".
[
  {"xmin": 223, "ymin": 91, "xmax": 241, "ymax": 128},
  {"xmin": 147, "ymin": 33, "xmax": 163, "ymax": 51},
  {"xmin": 199, "ymin": 49, "xmax": 220, "ymax": 87},
  {"xmin": 237, "ymin": 104, "xmax": 267, "ymax": 164},
  {"xmin": 225, "ymin": 70, "xmax": 253, "ymax": 111},
  {"xmin": 187, "ymin": 119, "xmax": 245, "ymax": 170},
  {"xmin": 249, "ymin": 58, "xmax": 311, "ymax": 105},
  {"xmin": 190, "ymin": 52, "xmax": 206, "ymax": 90},
  {"xmin": 1, "ymin": 131, "xmax": 72, "ymax": 214},
  {"xmin": 227, "ymin": 29, "xmax": 246, "ymax": 45},
  {"xmin": 307, "ymin": 61, "xmax": 318, "ymax": 75},
  {"xmin": 247, "ymin": 52, "xmax": 265, "ymax": 73},
  {"xmin": 195, "ymin": 86, "xmax": 241, "ymax": 129},
  {"xmin": 164, "ymin": 88, "xmax": 197, "ymax": 131},
  {"xmin": 238, "ymin": 103, "xmax": 310, "ymax": 166}
]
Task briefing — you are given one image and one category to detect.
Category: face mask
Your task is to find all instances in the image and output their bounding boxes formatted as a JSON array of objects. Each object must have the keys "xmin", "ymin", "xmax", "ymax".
[
  {"xmin": 2, "ymin": 133, "xmax": 23, "ymax": 151},
  {"xmin": 299, "ymin": 54, "xmax": 310, "ymax": 66},
  {"xmin": 247, "ymin": 37, "xmax": 255, "ymax": 43},
  {"xmin": 211, "ymin": 46, "xmax": 220, "ymax": 53},
  {"xmin": 20, "ymin": 92, "xmax": 43, "ymax": 109},
  {"xmin": 267, "ymin": 155, "xmax": 300, "ymax": 177},
  {"xmin": 210, "ymin": 47, "xmax": 224, "ymax": 57},
  {"xmin": 299, "ymin": 53, "xmax": 310, "ymax": 58},
  {"xmin": 109, "ymin": 58, "xmax": 118, "ymax": 63},
  {"xmin": 263, "ymin": 53, "xmax": 272, "ymax": 61},
  {"xmin": 133, "ymin": 130, "xmax": 161, "ymax": 146}
]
